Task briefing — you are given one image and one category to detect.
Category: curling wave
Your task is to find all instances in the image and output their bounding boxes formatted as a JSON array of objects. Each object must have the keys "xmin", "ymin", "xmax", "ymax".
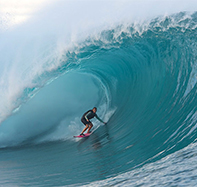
[{"xmin": 0, "ymin": 10, "xmax": 197, "ymax": 186}]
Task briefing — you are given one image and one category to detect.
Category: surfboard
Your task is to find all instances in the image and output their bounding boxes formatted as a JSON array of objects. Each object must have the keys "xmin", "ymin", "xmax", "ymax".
[{"xmin": 74, "ymin": 132, "xmax": 92, "ymax": 138}]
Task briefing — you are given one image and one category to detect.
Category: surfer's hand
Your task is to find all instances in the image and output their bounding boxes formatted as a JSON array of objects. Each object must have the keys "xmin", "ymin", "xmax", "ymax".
[{"xmin": 104, "ymin": 122, "xmax": 107, "ymax": 125}]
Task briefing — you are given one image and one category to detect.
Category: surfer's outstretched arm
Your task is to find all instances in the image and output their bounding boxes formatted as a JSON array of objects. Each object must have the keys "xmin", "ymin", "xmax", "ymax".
[{"xmin": 95, "ymin": 115, "xmax": 107, "ymax": 124}]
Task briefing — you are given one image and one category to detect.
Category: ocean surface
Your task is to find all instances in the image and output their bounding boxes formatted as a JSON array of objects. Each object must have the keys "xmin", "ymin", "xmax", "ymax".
[{"xmin": 0, "ymin": 1, "xmax": 197, "ymax": 186}]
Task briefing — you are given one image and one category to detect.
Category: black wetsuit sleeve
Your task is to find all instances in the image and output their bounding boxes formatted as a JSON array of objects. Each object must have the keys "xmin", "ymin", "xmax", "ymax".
[
  {"xmin": 83, "ymin": 110, "xmax": 92, "ymax": 121},
  {"xmin": 95, "ymin": 114, "xmax": 104, "ymax": 123}
]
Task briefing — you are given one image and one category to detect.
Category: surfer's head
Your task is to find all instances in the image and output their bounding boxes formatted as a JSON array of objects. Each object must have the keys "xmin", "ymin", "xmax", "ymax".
[{"xmin": 93, "ymin": 107, "xmax": 97, "ymax": 113}]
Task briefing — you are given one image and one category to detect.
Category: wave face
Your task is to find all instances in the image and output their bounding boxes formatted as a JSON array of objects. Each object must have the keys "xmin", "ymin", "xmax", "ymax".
[{"xmin": 0, "ymin": 3, "xmax": 197, "ymax": 186}]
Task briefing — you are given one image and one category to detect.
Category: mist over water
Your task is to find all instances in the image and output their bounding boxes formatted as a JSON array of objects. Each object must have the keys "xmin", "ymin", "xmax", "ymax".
[{"xmin": 0, "ymin": 0, "xmax": 197, "ymax": 186}]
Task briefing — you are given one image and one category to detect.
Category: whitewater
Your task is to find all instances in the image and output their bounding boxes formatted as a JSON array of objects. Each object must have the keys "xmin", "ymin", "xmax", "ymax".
[{"xmin": 0, "ymin": 0, "xmax": 197, "ymax": 186}]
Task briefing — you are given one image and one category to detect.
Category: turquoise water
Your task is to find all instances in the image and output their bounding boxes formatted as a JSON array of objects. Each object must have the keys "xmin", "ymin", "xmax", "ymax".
[{"xmin": 0, "ymin": 1, "xmax": 197, "ymax": 186}]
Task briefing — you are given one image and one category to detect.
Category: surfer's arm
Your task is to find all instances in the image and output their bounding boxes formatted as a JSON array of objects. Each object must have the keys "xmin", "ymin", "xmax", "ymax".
[
  {"xmin": 95, "ymin": 115, "xmax": 106, "ymax": 124},
  {"xmin": 85, "ymin": 115, "xmax": 89, "ymax": 121},
  {"xmin": 84, "ymin": 111, "xmax": 91, "ymax": 121}
]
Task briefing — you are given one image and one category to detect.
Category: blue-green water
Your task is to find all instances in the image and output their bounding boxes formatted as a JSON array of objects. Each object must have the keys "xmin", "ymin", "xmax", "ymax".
[{"xmin": 0, "ymin": 1, "xmax": 197, "ymax": 186}]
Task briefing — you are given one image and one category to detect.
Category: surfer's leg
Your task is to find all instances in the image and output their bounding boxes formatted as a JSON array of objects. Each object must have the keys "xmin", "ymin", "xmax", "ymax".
[
  {"xmin": 87, "ymin": 123, "xmax": 93, "ymax": 133},
  {"xmin": 80, "ymin": 118, "xmax": 90, "ymax": 135},
  {"xmin": 80, "ymin": 124, "xmax": 89, "ymax": 135}
]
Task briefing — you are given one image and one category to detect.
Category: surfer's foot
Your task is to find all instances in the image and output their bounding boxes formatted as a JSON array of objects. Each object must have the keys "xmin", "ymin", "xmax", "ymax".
[{"xmin": 80, "ymin": 133, "xmax": 85, "ymax": 136}]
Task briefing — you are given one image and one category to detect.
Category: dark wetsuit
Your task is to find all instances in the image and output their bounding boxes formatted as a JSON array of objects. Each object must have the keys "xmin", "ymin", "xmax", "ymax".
[{"xmin": 81, "ymin": 110, "xmax": 104, "ymax": 125}]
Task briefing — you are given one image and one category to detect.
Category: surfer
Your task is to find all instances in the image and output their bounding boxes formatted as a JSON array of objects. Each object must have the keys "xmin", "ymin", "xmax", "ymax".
[{"xmin": 80, "ymin": 107, "xmax": 106, "ymax": 136}]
